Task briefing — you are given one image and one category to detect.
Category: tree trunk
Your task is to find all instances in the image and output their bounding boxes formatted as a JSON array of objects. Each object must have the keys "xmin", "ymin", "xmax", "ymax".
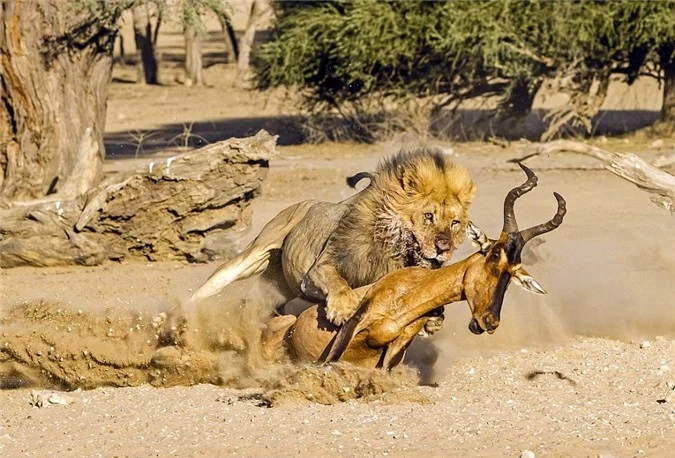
[
  {"xmin": 515, "ymin": 140, "xmax": 675, "ymax": 212},
  {"xmin": 237, "ymin": 0, "xmax": 264, "ymax": 78},
  {"xmin": 153, "ymin": 9, "xmax": 162, "ymax": 47},
  {"xmin": 0, "ymin": 1, "xmax": 120, "ymax": 201},
  {"xmin": 219, "ymin": 14, "xmax": 239, "ymax": 63},
  {"xmin": 660, "ymin": 55, "xmax": 675, "ymax": 124},
  {"xmin": 0, "ymin": 131, "xmax": 279, "ymax": 268},
  {"xmin": 500, "ymin": 78, "xmax": 543, "ymax": 119},
  {"xmin": 184, "ymin": 23, "xmax": 203, "ymax": 87},
  {"xmin": 118, "ymin": 35, "xmax": 128, "ymax": 64},
  {"xmin": 132, "ymin": 5, "xmax": 159, "ymax": 85}
]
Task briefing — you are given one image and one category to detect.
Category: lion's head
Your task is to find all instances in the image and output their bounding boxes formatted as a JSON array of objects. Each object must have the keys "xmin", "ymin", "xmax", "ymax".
[{"xmin": 372, "ymin": 148, "xmax": 476, "ymax": 267}]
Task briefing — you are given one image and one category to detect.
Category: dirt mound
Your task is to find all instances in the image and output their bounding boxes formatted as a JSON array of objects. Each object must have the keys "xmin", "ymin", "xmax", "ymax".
[
  {"xmin": 0, "ymin": 301, "xmax": 194, "ymax": 389},
  {"xmin": 0, "ymin": 301, "xmax": 424, "ymax": 405},
  {"xmin": 262, "ymin": 363, "xmax": 425, "ymax": 406}
]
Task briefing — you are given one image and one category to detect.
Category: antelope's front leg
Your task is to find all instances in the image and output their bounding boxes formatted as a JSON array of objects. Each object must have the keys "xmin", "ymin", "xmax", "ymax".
[{"xmin": 384, "ymin": 293, "xmax": 452, "ymax": 343}]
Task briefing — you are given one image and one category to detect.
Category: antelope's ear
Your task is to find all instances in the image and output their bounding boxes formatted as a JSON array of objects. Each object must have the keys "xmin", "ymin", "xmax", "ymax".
[
  {"xmin": 467, "ymin": 221, "xmax": 491, "ymax": 253},
  {"xmin": 512, "ymin": 268, "xmax": 547, "ymax": 295}
]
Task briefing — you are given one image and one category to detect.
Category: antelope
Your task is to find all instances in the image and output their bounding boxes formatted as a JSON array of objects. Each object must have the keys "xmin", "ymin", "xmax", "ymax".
[{"xmin": 261, "ymin": 164, "xmax": 566, "ymax": 370}]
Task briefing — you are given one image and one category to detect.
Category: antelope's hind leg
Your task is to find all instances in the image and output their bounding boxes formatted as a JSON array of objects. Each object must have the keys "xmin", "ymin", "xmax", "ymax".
[
  {"xmin": 381, "ymin": 317, "xmax": 428, "ymax": 370},
  {"xmin": 261, "ymin": 315, "xmax": 297, "ymax": 362}
]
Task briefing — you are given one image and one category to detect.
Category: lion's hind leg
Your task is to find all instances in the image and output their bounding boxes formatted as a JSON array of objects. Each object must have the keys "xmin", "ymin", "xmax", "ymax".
[{"xmin": 188, "ymin": 200, "xmax": 316, "ymax": 304}]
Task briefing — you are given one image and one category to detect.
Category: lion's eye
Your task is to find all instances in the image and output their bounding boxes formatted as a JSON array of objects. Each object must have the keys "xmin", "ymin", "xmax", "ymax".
[
  {"xmin": 451, "ymin": 220, "xmax": 460, "ymax": 228},
  {"xmin": 424, "ymin": 213, "xmax": 434, "ymax": 222}
]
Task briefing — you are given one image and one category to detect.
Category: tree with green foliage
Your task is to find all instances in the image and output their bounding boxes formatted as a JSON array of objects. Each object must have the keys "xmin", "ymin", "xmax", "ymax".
[
  {"xmin": 129, "ymin": 0, "xmax": 235, "ymax": 86},
  {"xmin": 253, "ymin": 0, "xmax": 675, "ymax": 140},
  {"xmin": 608, "ymin": 1, "xmax": 675, "ymax": 126}
]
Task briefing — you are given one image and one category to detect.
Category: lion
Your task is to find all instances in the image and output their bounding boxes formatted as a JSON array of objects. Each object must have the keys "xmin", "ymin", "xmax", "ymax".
[
  {"xmin": 260, "ymin": 164, "xmax": 567, "ymax": 370},
  {"xmin": 182, "ymin": 147, "xmax": 476, "ymax": 344}
]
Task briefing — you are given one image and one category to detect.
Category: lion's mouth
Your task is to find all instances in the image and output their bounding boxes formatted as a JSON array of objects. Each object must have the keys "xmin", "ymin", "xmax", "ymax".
[
  {"xmin": 405, "ymin": 235, "xmax": 443, "ymax": 269},
  {"xmin": 422, "ymin": 257, "xmax": 442, "ymax": 269}
]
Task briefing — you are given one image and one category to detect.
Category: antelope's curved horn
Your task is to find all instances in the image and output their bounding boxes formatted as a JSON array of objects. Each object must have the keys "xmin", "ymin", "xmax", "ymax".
[
  {"xmin": 520, "ymin": 192, "xmax": 567, "ymax": 243},
  {"xmin": 503, "ymin": 163, "xmax": 538, "ymax": 233}
]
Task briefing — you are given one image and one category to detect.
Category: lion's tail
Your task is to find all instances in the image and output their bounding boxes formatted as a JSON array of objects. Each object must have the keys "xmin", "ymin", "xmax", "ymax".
[{"xmin": 346, "ymin": 171, "xmax": 375, "ymax": 189}]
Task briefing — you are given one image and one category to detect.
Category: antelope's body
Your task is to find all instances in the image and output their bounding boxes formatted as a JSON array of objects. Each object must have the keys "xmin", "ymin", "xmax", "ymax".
[
  {"xmin": 262, "ymin": 164, "xmax": 567, "ymax": 370},
  {"xmin": 282, "ymin": 256, "xmax": 482, "ymax": 368}
]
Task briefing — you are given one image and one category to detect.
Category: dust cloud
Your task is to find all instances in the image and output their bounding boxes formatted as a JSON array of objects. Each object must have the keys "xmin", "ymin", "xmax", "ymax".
[
  {"xmin": 426, "ymin": 184, "xmax": 675, "ymax": 380},
  {"xmin": 3, "ymin": 221, "xmax": 672, "ymax": 394},
  {"xmin": 0, "ymin": 277, "xmax": 420, "ymax": 405}
]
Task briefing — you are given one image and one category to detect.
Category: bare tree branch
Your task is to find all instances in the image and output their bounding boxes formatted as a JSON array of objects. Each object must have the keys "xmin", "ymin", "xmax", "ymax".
[{"xmin": 513, "ymin": 140, "xmax": 675, "ymax": 212}]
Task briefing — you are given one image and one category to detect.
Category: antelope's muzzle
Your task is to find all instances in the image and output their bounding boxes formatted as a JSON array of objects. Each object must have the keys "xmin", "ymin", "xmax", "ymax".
[{"xmin": 468, "ymin": 314, "xmax": 500, "ymax": 335}]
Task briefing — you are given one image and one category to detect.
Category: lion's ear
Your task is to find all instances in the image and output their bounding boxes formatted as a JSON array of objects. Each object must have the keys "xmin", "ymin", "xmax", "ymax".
[
  {"xmin": 399, "ymin": 166, "xmax": 419, "ymax": 194},
  {"xmin": 458, "ymin": 182, "xmax": 477, "ymax": 205}
]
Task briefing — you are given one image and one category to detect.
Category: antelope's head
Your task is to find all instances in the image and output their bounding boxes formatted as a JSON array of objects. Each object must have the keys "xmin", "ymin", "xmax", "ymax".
[{"xmin": 463, "ymin": 163, "xmax": 566, "ymax": 335}]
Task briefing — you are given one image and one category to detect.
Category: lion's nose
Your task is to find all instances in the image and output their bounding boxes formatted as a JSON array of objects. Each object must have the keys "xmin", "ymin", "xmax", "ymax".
[{"xmin": 435, "ymin": 234, "xmax": 452, "ymax": 252}]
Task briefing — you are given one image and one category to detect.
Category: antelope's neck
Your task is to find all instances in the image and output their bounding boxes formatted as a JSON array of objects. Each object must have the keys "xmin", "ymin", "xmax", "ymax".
[{"xmin": 436, "ymin": 252, "xmax": 483, "ymax": 301}]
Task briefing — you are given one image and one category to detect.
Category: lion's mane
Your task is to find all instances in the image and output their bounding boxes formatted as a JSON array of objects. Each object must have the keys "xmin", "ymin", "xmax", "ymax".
[{"xmin": 328, "ymin": 147, "xmax": 476, "ymax": 288}]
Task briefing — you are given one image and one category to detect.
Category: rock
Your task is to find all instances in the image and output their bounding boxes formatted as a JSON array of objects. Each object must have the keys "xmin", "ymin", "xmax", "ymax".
[
  {"xmin": 656, "ymin": 386, "xmax": 675, "ymax": 404},
  {"xmin": 639, "ymin": 341, "xmax": 651, "ymax": 349},
  {"xmin": 650, "ymin": 139, "xmax": 664, "ymax": 149},
  {"xmin": 29, "ymin": 390, "xmax": 73, "ymax": 408},
  {"xmin": 521, "ymin": 450, "xmax": 535, "ymax": 458}
]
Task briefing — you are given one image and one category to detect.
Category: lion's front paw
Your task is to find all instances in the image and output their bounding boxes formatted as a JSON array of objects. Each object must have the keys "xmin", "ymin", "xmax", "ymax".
[
  {"xmin": 418, "ymin": 308, "xmax": 445, "ymax": 337},
  {"xmin": 325, "ymin": 288, "xmax": 361, "ymax": 325}
]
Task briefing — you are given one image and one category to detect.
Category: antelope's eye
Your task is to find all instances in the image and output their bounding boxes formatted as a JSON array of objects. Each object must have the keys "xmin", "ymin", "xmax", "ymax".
[{"xmin": 424, "ymin": 213, "xmax": 434, "ymax": 222}]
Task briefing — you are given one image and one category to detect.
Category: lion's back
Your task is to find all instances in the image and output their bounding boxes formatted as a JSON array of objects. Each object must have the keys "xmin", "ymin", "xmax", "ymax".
[{"xmin": 281, "ymin": 201, "xmax": 350, "ymax": 294}]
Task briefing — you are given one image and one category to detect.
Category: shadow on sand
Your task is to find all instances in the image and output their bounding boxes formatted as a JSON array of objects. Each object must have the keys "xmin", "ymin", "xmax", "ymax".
[{"xmin": 104, "ymin": 108, "xmax": 661, "ymax": 158}]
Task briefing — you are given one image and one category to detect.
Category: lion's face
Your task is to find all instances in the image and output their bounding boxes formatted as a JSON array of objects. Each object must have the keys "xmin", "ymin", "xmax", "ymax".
[
  {"xmin": 386, "ymin": 149, "xmax": 477, "ymax": 268},
  {"xmin": 405, "ymin": 194, "xmax": 469, "ymax": 265}
]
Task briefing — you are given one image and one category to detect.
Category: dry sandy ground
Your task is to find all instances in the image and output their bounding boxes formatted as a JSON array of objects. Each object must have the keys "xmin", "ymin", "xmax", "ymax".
[
  {"xmin": 2, "ymin": 23, "xmax": 675, "ymax": 458},
  {"xmin": 2, "ymin": 138, "xmax": 675, "ymax": 457}
]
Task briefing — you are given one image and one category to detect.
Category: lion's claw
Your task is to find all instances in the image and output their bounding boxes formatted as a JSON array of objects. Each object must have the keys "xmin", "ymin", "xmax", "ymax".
[
  {"xmin": 325, "ymin": 288, "xmax": 361, "ymax": 325},
  {"xmin": 325, "ymin": 307, "xmax": 349, "ymax": 325},
  {"xmin": 418, "ymin": 311, "xmax": 445, "ymax": 337}
]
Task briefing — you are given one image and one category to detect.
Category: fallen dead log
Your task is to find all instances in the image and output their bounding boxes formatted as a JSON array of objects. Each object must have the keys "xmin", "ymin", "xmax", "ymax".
[
  {"xmin": 514, "ymin": 140, "xmax": 675, "ymax": 212},
  {"xmin": 0, "ymin": 130, "xmax": 278, "ymax": 268}
]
